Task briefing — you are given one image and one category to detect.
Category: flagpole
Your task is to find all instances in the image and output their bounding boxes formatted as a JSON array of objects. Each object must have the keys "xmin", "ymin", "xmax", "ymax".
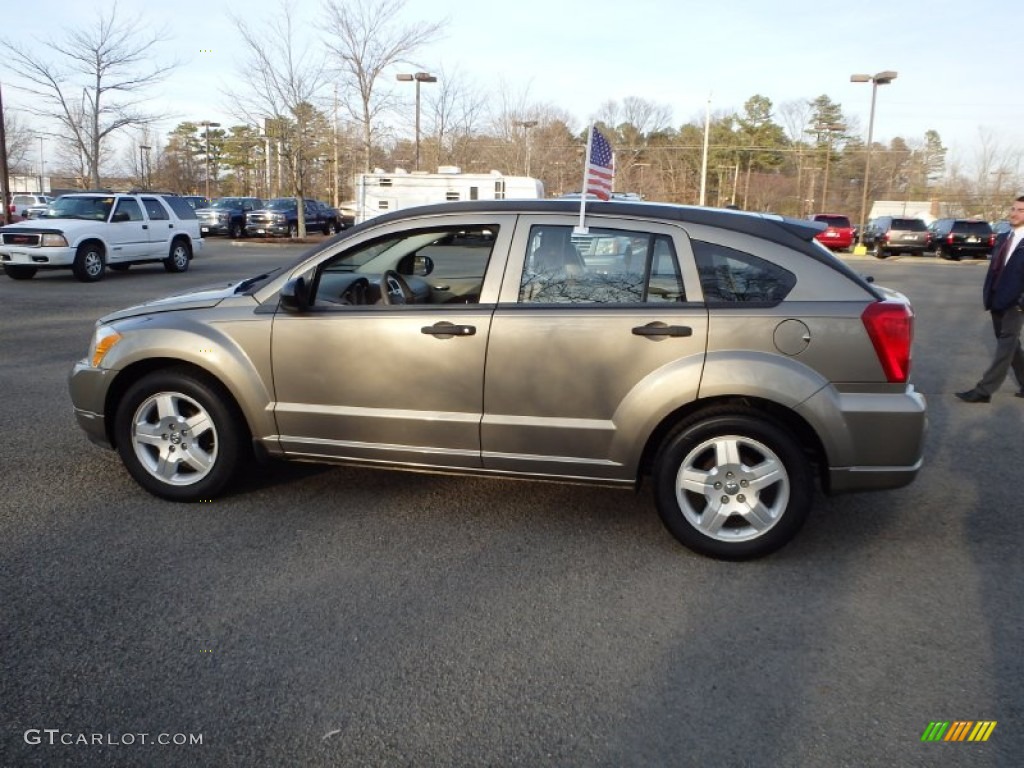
[{"xmin": 576, "ymin": 123, "xmax": 594, "ymax": 235}]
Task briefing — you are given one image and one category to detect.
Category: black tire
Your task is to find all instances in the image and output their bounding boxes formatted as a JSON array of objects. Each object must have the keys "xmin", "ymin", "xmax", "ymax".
[
  {"xmin": 229, "ymin": 221, "xmax": 243, "ymax": 239},
  {"xmin": 652, "ymin": 408, "xmax": 813, "ymax": 560},
  {"xmin": 288, "ymin": 222, "xmax": 299, "ymax": 239},
  {"xmin": 73, "ymin": 242, "xmax": 106, "ymax": 282},
  {"xmin": 872, "ymin": 242, "xmax": 888, "ymax": 259},
  {"xmin": 114, "ymin": 368, "xmax": 248, "ymax": 502},
  {"xmin": 164, "ymin": 239, "xmax": 191, "ymax": 273},
  {"xmin": 4, "ymin": 264, "xmax": 37, "ymax": 280},
  {"xmin": 109, "ymin": 264, "xmax": 130, "ymax": 272},
  {"xmin": 323, "ymin": 219, "xmax": 338, "ymax": 236}
]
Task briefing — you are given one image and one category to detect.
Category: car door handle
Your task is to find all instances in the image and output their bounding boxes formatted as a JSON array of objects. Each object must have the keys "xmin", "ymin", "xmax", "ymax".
[
  {"xmin": 632, "ymin": 323, "xmax": 693, "ymax": 338},
  {"xmin": 142, "ymin": 224, "xmax": 148, "ymax": 229},
  {"xmin": 421, "ymin": 322, "xmax": 476, "ymax": 337}
]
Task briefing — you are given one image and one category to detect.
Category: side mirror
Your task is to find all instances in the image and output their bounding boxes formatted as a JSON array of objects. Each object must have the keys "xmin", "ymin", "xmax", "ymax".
[
  {"xmin": 279, "ymin": 276, "xmax": 310, "ymax": 313},
  {"xmin": 111, "ymin": 211, "xmax": 130, "ymax": 223},
  {"xmin": 412, "ymin": 254, "xmax": 434, "ymax": 277}
]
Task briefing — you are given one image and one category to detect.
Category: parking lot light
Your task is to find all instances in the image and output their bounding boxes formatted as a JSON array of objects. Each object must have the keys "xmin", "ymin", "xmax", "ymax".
[{"xmin": 851, "ymin": 71, "xmax": 897, "ymax": 242}]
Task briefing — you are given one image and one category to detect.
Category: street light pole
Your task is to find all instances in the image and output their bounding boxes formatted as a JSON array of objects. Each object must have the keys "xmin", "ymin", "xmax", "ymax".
[
  {"xmin": 38, "ymin": 135, "xmax": 45, "ymax": 194},
  {"xmin": 139, "ymin": 144, "xmax": 151, "ymax": 190},
  {"xmin": 851, "ymin": 71, "xmax": 897, "ymax": 242},
  {"xmin": 396, "ymin": 72, "xmax": 437, "ymax": 171},
  {"xmin": 513, "ymin": 120, "xmax": 538, "ymax": 176},
  {"xmin": 200, "ymin": 120, "xmax": 221, "ymax": 200}
]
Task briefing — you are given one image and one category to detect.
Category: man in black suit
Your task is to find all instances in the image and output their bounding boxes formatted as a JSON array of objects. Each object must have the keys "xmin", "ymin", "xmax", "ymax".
[{"xmin": 956, "ymin": 196, "xmax": 1024, "ymax": 403}]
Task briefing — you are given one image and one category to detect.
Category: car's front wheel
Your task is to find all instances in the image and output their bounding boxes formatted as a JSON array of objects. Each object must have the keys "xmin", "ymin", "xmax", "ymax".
[
  {"xmin": 3, "ymin": 264, "xmax": 37, "ymax": 280},
  {"xmin": 73, "ymin": 242, "xmax": 106, "ymax": 282},
  {"xmin": 114, "ymin": 369, "xmax": 247, "ymax": 501},
  {"xmin": 229, "ymin": 221, "xmax": 243, "ymax": 239},
  {"xmin": 164, "ymin": 240, "xmax": 191, "ymax": 273},
  {"xmin": 653, "ymin": 408, "xmax": 813, "ymax": 559}
]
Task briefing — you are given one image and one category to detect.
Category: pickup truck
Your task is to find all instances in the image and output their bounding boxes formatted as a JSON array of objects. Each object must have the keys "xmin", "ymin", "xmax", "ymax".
[
  {"xmin": 0, "ymin": 193, "xmax": 204, "ymax": 282},
  {"xmin": 245, "ymin": 197, "xmax": 340, "ymax": 237}
]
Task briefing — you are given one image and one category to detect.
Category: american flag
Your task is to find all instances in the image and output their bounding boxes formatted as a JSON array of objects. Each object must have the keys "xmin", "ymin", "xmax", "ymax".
[{"xmin": 585, "ymin": 126, "xmax": 614, "ymax": 200}]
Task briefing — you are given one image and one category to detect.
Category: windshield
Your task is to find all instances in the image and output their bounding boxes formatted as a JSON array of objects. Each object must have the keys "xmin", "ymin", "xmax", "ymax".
[
  {"xmin": 47, "ymin": 196, "xmax": 114, "ymax": 221},
  {"xmin": 892, "ymin": 218, "xmax": 927, "ymax": 231},
  {"xmin": 211, "ymin": 199, "xmax": 240, "ymax": 209},
  {"xmin": 816, "ymin": 215, "xmax": 851, "ymax": 228},
  {"xmin": 266, "ymin": 198, "xmax": 295, "ymax": 210}
]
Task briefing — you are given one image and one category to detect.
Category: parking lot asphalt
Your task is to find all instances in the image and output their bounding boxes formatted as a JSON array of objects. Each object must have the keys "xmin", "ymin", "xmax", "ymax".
[{"xmin": 1, "ymin": 239, "xmax": 1020, "ymax": 767}]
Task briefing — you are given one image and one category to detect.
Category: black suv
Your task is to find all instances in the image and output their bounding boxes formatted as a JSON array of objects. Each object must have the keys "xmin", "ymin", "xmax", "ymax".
[
  {"xmin": 196, "ymin": 197, "xmax": 264, "ymax": 238},
  {"xmin": 928, "ymin": 219, "xmax": 995, "ymax": 260},
  {"xmin": 862, "ymin": 216, "xmax": 931, "ymax": 258}
]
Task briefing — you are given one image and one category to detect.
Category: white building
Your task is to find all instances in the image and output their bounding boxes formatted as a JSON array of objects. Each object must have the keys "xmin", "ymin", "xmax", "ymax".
[{"xmin": 354, "ymin": 166, "xmax": 544, "ymax": 223}]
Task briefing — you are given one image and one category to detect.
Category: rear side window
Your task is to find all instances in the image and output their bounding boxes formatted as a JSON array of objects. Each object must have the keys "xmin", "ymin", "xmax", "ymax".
[
  {"xmin": 113, "ymin": 198, "xmax": 144, "ymax": 222},
  {"xmin": 140, "ymin": 197, "xmax": 170, "ymax": 220},
  {"xmin": 160, "ymin": 196, "xmax": 198, "ymax": 220},
  {"xmin": 693, "ymin": 240, "xmax": 796, "ymax": 305},
  {"xmin": 519, "ymin": 225, "xmax": 685, "ymax": 304}
]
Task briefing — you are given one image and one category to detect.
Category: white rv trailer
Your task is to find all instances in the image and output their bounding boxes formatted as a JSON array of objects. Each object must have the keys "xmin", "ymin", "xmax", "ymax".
[{"xmin": 354, "ymin": 166, "xmax": 544, "ymax": 223}]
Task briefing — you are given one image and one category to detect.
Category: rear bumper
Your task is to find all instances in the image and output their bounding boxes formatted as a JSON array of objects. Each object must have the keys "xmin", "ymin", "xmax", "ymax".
[{"xmin": 799, "ymin": 384, "xmax": 927, "ymax": 494}]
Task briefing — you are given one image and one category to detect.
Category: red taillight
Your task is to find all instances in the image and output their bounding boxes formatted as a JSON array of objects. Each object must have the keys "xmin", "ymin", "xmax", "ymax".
[
  {"xmin": 989, "ymin": 234, "xmax": 996, "ymax": 247},
  {"xmin": 946, "ymin": 233, "xmax": 954, "ymax": 244},
  {"xmin": 882, "ymin": 233, "xmax": 891, "ymax": 243},
  {"xmin": 862, "ymin": 301, "xmax": 913, "ymax": 383}
]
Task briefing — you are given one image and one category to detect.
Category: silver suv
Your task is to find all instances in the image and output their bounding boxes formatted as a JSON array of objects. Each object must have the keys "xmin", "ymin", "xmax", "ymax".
[{"xmin": 68, "ymin": 200, "xmax": 926, "ymax": 559}]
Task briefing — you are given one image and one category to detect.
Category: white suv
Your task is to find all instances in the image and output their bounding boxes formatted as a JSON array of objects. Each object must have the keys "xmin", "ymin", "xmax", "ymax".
[
  {"xmin": 0, "ymin": 193, "xmax": 204, "ymax": 282},
  {"xmin": 9, "ymin": 194, "xmax": 53, "ymax": 218}
]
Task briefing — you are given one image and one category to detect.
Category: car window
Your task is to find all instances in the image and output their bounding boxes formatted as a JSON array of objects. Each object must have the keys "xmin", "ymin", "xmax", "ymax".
[
  {"xmin": 160, "ymin": 196, "xmax": 198, "ymax": 220},
  {"xmin": 312, "ymin": 224, "xmax": 499, "ymax": 306},
  {"xmin": 140, "ymin": 197, "xmax": 170, "ymax": 220},
  {"xmin": 892, "ymin": 218, "xmax": 926, "ymax": 231},
  {"xmin": 693, "ymin": 240, "xmax": 796, "ymax": 305},
  {"xmin": 113, "ymin": 198, "xmax": 144, "ymax": 222},
  {"xmin": 960, "ymin": 221, "xmax": 992, "ymax": 235},
  {"xmin": 518, "ymin": 224, "xmax": 684, "ymax": 304},
  {"xmin": 815, "ymin": 215, "xmax": 851, "ymax": 228}
]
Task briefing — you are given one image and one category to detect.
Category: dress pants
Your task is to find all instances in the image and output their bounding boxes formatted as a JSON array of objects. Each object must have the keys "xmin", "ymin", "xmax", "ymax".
[{"xmin": 976, "ymin": 307, "xmax": 1024, "ymax": 395}]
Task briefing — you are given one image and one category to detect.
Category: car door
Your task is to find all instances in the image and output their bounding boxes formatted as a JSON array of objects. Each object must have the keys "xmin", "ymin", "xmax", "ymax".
[
  {"xmin": 139, "ymin": 197, "xmax": 174, "ymax": 256},
  {"xmin": 106, "ymin": 198, "xmax": 150, "ymax": 263},
  {"xmin": 482, "ymin": 214, "xmax": 709, "ymax": 482},
  {"xmin": 269, "ymin": 213, "xmax": 517, "ymax": 468}
]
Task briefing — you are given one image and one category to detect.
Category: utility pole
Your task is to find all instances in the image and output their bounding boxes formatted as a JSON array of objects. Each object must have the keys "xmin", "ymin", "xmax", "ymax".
[{"xmin": 0, "ymin": 83, "xmax": 11, "ymax": 224}]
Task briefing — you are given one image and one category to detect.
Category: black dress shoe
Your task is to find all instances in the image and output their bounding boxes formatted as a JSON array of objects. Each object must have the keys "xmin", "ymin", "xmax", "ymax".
[{"xmin": 955, "ymin": 389, "xmax": 991, "ymax": 403}]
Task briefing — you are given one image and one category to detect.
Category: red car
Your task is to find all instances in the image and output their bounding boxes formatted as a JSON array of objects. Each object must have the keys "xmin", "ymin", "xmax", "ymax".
[{"xmin": 809, "ymin": 213, "xmax": 855, "ymax": 251}]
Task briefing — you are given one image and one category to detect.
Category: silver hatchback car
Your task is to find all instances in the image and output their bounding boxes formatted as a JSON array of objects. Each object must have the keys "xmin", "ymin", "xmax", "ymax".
[{"xmin": 69, "ymin": 200, "xmax": 926, "ymax": 559}]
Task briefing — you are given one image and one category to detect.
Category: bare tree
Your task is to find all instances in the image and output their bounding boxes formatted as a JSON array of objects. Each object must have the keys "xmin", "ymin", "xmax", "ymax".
[
  {"xmin": 323, "ymin": 0, "xmax": 446, "ymax": 173},
  {"xmin": 229, "ymin": 0, "xmax": 328, "ymax": 237},
  {"xmin": 0, "ymin": 1, "xmax": 176, "ymax": 188},
  {"xmin": 2, "ymin": 109, "xmax": 33, "ymax": 175}
]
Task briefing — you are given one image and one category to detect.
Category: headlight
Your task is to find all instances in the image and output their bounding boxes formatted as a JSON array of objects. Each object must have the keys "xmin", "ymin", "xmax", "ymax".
[
  {"xmin": 88, "ymin": 325, "xmax": 123, "ymax": 368},
  {"xmin": 41, "ymin": 233, "xmax": 69, "ymax": 247}
]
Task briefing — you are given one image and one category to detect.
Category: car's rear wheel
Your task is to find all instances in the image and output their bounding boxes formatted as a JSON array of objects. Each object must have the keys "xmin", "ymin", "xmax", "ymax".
[
  {"xmin": 163, "ymin": 240, "xmax": 191, "ymax": 273},
  {"xmin": 114, "ymin": 369, "xmax": 246, "ymax": 501},
  {"xmin": 73, "ymin": 242, "xmax": 106, "ymax": 282},
  {"xmin": 653, "ymin": 409, "xmax": 813, "ymax": 559},
  {"xmin": 3, "ymin": 264, "xmax": 37, "ymax": 280},
  {"xmin": 872, "ymin": 242, "xmax": 888, "ymax": 259}
]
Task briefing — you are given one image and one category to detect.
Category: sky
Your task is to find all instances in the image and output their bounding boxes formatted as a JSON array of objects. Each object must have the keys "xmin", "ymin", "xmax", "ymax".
[{"xmin": 2, "ymin": 0, "xmax": 1018, "ymax": 176}]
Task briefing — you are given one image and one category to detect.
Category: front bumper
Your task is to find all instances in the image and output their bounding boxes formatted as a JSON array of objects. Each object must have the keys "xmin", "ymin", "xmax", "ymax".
[
  {"xmin": 69, "ymin": 361, "xmax": 115, "ymax": 449},
  {"xmin": 0, "ymin": 245, "xmax": 76, "ymax": 266}
]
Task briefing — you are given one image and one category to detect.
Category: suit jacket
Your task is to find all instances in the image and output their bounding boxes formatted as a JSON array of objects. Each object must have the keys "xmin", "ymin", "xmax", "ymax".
[{"xmin": 983, "ymin": 231, "xmax": 1024, "ymax": 312}]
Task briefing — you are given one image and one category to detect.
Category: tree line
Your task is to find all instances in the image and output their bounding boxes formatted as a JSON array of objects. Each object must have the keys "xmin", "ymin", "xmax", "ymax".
[{"xmin": 3, "ymin": 0, "xmax": 1020, "ymax": 226}]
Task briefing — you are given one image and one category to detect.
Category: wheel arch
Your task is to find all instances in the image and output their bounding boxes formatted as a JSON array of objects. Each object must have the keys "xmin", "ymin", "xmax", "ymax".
[
  {"xmin": 170, "ymin": 234, "xmax": 194, "ymax": 259},
  {"xmin": 636, "ymin": 395, "xmax": 828, "ymax": 490},
  {"xmin": 102, "ymin": 358, "xmax": 261, "ymax": 452}
]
